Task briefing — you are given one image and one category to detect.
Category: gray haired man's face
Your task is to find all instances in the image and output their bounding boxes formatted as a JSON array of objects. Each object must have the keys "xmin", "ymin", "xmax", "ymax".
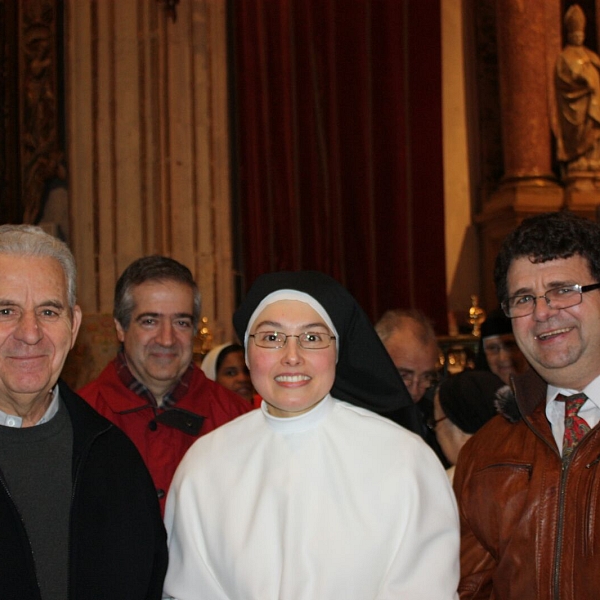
[{"xmin": 0, "ymin": 254, "xmax": 81, "ymax": 419}]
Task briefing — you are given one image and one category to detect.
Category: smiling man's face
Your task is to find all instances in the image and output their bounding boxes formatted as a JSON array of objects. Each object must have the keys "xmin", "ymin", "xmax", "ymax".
[
  {"xmin": 0, "ymin": 254, "xmax": 81, "ymax": 418},
  {"xmin": 507, "ymin": 254, "xmax": 600, "ymax": 390},
  {"xmin": 115, "ymin": 279, "xmax": 195, "ymax": 402}
]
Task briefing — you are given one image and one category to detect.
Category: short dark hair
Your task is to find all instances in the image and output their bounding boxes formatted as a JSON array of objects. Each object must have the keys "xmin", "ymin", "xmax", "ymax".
[
  {"xmin": 494, "ymin": 211, "xmax": 600, "ymax": 305},
  {"xmin": 114, "ymin": 255, "xmax": 201, "ymax": 332}
]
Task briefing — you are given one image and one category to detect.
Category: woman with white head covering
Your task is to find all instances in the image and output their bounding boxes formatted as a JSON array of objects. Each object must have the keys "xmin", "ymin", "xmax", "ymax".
[
  {"xmin": 163, "ymin": 271, "xmax": 460, "ymax": 600},
  {"xmin": 200, "ymin": 343, "xmax": 256, "ymax": 404},
  {"xmin": 199, "ymin": 343, "xmax": 232, "ymax": 382}
]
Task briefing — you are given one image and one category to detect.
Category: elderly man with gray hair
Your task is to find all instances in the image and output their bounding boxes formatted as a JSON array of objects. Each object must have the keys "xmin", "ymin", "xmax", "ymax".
[
  {"xmin": 0, "ymin": 224, "xmax": 167, "ymax": 600},
  {"xmin": 375, "ymin": 308, "xmax": 449, "ymax": 465}
]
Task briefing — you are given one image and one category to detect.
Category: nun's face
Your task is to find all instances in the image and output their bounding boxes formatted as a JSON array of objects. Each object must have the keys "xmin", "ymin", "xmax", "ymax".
[{"xmin": 247, "ymin": 300, "xmax": 336, "ymax": 418}]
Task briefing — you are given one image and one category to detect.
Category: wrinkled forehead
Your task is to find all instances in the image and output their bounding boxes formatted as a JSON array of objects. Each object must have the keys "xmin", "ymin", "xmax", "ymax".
[{"xmin": 384, "ymin": 329, "xmax": 439, "ymax": 369}]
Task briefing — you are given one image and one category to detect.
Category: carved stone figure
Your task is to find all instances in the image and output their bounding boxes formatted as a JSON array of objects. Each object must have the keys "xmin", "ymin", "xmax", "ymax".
[
  {"xmin": 468, "ymin": 295, "xmax": 486, "ymax": 338},
  {"xmin": 555, "ymin": 5, "xmax": 600, "ymax": 173}
]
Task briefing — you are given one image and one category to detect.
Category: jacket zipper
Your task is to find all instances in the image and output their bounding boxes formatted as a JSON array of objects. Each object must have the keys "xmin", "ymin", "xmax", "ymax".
[
  {"xmin": 553, "ymin": 455, "xmax": 571, "ymax": 600},
  {"xmin": 551, "ymin": 436, "xmax": 598, "ymax": 598},
  {"xmin": 67, "ymin": 427, "xmax": 110, "ymax": 600},
  {"xmin": 520, "ymin": 412, "xmax": 568, "ymax": 600},
  {"xmin": 517, "ymin": 388, "xmax": 599, "ymax": 599}
]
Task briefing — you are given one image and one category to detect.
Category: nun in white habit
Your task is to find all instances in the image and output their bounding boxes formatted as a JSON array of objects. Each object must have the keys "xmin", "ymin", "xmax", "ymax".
[{"xmin": 163, "ymin": 271, "xmax": 459, "ymax": 600}]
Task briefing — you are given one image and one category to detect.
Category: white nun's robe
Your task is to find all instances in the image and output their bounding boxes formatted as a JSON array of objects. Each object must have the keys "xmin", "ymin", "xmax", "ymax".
[{"xmin": 163, "ymin": 394, "xmax": 459, "ymax": 600}]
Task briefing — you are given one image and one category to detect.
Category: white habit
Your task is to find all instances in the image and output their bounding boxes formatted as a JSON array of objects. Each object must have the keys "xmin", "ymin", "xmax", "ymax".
[{"xmin": 163, "ymin": 395, "xmax": 459, "ymax": 600}]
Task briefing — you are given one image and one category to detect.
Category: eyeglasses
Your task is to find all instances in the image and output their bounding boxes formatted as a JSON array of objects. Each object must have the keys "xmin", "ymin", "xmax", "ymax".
[
  {"xmin": 502, "ymin": 283, "xmax": 600, "ymax": 318},
  {"xmin": 427, "ymin": 415, "xmax": 448, "ymax": 431},
  {"xmin": 249, "ymin": 331, "xmax": 336, "ymax": 350},
  {"xmin": 397, "ymin": 369, "xmax": 439, "ymax": 390}
]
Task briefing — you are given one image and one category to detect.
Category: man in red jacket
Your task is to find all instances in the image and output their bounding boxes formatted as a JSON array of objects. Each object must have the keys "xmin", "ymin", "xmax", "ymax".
[{"xmin": 79, "ymin": 255, "xmax": 250, "ymax": 514}]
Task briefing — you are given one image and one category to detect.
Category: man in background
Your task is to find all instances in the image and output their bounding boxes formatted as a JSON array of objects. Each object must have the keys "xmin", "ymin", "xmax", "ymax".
[
  {"xmin": 375, "ymin": 308, "xmax": 448, "ymax": 465},
  {"xmin": 375, "ymin": 309, "xmax": 441, "ymax": 404},
  {"xmin": 0, "ymin": 225, "xmax": 166, "ymax": 599},
  {"xmin": 455, "ymin": 211, "xmax": 600, "ymax": 598},
  {"xmin": 79, "ymin": 255, "xmax": 250, "ymax": 514}
]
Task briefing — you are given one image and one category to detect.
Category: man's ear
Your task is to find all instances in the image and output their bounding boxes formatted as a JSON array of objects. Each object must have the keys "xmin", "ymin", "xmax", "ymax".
[
  {"xmin": 70, "ymin": 305, "xmax": 83, "ymax": 349},
  {"xmin": 114, "ymin": 318, "xmax": 126, "ymax": 343}
]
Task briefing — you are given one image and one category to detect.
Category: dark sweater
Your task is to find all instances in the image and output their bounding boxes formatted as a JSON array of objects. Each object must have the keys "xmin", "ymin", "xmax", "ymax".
[
  {"xmin": 0, "ymin": 400, "xmax": 72, "ymax": 600},
  {"xmin": 0, "ymin": 380, "xmax": 168, "ymax": 600}
]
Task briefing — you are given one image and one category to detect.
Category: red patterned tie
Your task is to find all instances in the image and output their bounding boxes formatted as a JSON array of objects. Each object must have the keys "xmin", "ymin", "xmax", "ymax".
[{"xmin": 557, "ymin": 393, "xmax": 590, "ymax": 457}]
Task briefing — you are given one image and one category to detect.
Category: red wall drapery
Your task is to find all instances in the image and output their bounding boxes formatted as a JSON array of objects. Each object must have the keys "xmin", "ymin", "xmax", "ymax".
[{"xmin": 232, "ymin": 0, "xmax": 447, "ymax": 331}]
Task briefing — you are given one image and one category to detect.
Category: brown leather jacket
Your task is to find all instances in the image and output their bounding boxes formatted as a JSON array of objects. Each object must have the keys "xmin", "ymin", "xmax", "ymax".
[{"xmin": 454, "ymin": 368, "xmax": 600, "ymax": 600}]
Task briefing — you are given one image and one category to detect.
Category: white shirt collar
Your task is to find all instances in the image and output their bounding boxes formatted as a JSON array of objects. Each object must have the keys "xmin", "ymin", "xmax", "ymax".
[
  {"xmin": 547, "ymin": 374, "xmax": 600, "ymax": 410},
  {"xmin": 0, "ymin": 386, "xmax": 60, "ymax": 428}
]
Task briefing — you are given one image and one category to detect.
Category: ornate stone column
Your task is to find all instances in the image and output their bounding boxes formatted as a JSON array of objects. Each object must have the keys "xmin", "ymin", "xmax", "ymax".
[
  {"xmin": 477, "ymin": 0, "xmax": 564, "ymax": 310},
  {"xmin": 491, "ymin": 0, "xmax": 562, "ymax": 206}
]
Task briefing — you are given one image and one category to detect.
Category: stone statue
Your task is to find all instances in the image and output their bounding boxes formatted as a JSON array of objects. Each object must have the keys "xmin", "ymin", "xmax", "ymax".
[{"xmin": 555, "ymin": 4, "xmax": 600, "ymax": 173}]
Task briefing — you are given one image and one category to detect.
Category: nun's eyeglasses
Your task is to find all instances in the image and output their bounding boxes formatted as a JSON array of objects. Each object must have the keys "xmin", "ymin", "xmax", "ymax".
[{"xmin": 249, "ymin": 331, "xmax": 336, "ymax": 350}]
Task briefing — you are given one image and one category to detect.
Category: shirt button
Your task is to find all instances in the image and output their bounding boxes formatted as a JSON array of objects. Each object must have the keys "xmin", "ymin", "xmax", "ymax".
[
  {"xmin": 157, "ymin": 489, "xmax": 166, "ymax": 499},
  {"xmin": 6, "ymin": 418, "xmax": 16, "ymax": 427}
]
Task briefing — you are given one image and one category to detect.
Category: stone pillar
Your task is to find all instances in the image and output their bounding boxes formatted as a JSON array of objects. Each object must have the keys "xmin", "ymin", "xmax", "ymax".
[
  {"xmin": 479, "ymin": 0, "xmax": 563, "ymax": 221},
  {"xmin": 477, "ymin": 0, "xmax": 564, "ymax": 310},
  {"xmin": 495, "ymin": 0, "xmax": 557, "ymax": 182}
]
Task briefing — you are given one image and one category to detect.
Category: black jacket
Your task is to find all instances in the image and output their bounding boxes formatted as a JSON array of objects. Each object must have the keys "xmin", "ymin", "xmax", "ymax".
[{"xmin": 0, "ymin": 380, "xmax": 168, "ymax": 599}]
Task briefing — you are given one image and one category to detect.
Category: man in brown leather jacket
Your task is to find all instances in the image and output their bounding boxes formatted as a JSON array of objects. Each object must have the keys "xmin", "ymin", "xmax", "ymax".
[{"xmin": 454, "ymin": 211, "xmax": 600, "ymax": 599}]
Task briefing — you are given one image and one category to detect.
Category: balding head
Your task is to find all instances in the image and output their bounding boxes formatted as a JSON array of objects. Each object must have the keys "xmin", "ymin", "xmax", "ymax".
[{"xmin": 375, "ymin": 309, "xmax": 440, "ymax": 403}]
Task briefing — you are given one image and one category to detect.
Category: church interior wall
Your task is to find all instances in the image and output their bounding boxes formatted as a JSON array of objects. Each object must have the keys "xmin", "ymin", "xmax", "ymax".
[{"xmin": 4, "ymin": 0, "xmax": 600, "ymax": 387}]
